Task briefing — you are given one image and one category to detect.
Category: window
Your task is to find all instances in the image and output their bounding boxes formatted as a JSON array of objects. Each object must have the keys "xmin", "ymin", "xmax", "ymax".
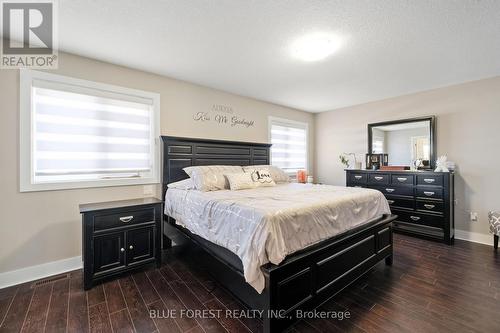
[
  {"xmin": 20, "ymin": 70, "xmax": 160, "ymax": 191},
  {"xmin": 269, "ymin": 117, "xmax": 308, "ymax": 174}
]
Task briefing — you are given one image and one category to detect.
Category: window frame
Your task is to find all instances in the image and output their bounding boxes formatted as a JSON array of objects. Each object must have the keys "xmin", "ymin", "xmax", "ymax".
[
  {"xmin": 268, "ymin": 116, "xmax": 309, "ymax": 175},
  {"xmin": 20, "ymin": 69, "xmax": 161, "ymax": 192}
]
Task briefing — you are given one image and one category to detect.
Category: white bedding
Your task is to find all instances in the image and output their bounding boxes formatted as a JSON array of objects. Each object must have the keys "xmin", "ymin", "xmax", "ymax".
[{"xmin": 164, "ymin": 183, "xmax": 391, "ymax": 293}]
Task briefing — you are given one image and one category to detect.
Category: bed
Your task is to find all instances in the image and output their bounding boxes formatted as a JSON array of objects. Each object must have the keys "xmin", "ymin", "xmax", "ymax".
[{"xmin": 161, "ymin": 136, "xmax": 396, "ymax": 333}]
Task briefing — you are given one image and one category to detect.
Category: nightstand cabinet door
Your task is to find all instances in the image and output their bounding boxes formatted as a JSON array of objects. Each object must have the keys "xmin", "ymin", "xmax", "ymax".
[
  {"xmin": 94, "ymin": 231, "xmax": 126, "ymax": 274},
  {"xmin": 127, "ymin": 226, "xmax": 155, "ymax": 266}
]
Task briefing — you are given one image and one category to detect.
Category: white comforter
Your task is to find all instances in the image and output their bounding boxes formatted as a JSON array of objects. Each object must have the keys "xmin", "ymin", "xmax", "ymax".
[{"xmin": 164, "ymin": 183, "xmax": 391, "ymax": 293}]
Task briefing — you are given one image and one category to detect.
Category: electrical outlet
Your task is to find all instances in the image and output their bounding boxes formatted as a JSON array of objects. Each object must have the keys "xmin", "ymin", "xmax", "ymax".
[
  {"xmin": 143, "ymin": 185, "xmax": 154, "ymax": 196},
  {"xmin": 469, "ymin": 212, "xmax": 478, "ymax": 222}
]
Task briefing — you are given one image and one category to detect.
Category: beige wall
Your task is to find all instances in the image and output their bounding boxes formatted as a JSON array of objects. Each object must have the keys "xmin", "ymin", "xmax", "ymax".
[
  {"xmin": 315, "ymin": 76, "xmax": 500, "ymax": 237},
  {"xmin": 0, "ymin": 52, "xmax": 314, "ymax": 274}
]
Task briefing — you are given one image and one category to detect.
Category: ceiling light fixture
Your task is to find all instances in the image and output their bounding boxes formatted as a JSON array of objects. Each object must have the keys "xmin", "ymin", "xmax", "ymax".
[{"xmin": 291, "ymin": 33, "xmax": 342, "ymax": 62}]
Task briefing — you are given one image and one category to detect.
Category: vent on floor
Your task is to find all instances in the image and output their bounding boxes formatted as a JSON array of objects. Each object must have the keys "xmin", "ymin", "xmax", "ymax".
[{"xmin": 31, "ymin": 273, "xmax": 69, "ymax": 288}]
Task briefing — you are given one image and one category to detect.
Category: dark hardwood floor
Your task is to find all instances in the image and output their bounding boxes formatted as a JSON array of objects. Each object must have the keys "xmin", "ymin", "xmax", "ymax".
[{"xmin": 1, "ymin": 233, "xmax": 499, "ymax": 333}]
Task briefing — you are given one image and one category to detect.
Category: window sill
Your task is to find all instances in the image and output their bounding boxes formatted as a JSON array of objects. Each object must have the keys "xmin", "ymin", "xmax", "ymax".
[{"xmin": 20, "ymin": 176, "xmax": 159, "ymax": 192}]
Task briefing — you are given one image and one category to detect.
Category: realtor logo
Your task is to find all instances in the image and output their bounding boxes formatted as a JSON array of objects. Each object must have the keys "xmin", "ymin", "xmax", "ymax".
[{"xmin": 1, "ymin": 0, "xmax": 58, "ymax": 68}]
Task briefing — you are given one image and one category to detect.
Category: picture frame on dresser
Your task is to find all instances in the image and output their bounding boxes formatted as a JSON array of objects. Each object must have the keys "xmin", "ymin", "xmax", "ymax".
[{"xmin": 346, "ymin": 169, "xmax": 454, "ymax": 244}]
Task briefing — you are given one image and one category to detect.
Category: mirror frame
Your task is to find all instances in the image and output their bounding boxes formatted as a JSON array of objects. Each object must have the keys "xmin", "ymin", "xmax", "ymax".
[{"xmin": 367, "ymin": 116, "xmax": 436, "ymax": 169}]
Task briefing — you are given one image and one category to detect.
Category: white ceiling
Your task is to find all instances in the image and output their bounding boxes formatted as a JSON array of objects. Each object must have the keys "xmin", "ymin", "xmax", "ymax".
[{"xmin": 58, "ymin": 0, "xmax": 500, "ymax": 112}]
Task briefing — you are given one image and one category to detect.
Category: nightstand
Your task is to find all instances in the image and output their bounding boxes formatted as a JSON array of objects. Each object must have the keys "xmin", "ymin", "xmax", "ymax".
[{"xmin": 80, "ymin": 198, "xmax": 162, "ymax": 290}]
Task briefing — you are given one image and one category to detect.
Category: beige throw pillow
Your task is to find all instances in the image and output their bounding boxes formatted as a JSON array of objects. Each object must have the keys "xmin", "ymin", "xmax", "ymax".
[{"xmin": 183, "ymin": 165, "xmax": 243, "ymax": 191}]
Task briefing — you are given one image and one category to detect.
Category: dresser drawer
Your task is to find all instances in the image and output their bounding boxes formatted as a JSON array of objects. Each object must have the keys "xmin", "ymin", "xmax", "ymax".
[
  {"xmin": 416, "ymin": 200, "xmax": 444, "ymax": 214},
  {"xmin": 394, "ymin": 210, "xmax": 444, "ymax": 228},
  {"xmin": 368, "ymin": 174, "xmax": 390, "ymax": 185},
  {"xmin": 416, "ymin": 187, "xmax": 443, "ymax": 200},
  {"xmin": 372, "ymin": 185, "xmax": 414, "ymax": 197},
  {"xmin": 94, "ymin": 207, "xmax": 156, "ymax": 232},
  {"xmin": 391, "ymin": 174, "xmax": 414, "ymax": 186},
  {"xmin": 349, "ymin": 173, "xmax": 367, "ymax": 184},
  {"xmin": 386, "ymin": 196, "xmax": 414, "ymax": 210},
  {"xmin": 417, "ymin": 175, "xmax": 443, "ymax": 186}
]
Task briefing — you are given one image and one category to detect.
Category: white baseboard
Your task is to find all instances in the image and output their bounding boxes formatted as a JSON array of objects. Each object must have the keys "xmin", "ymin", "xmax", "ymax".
[
  {"xmin": 455, "ymin": 229, "xmax": 494, "ymax": 246},
  {"xmin": 0, "ymin": 256, "xmax": 82, "ymax": 289}
]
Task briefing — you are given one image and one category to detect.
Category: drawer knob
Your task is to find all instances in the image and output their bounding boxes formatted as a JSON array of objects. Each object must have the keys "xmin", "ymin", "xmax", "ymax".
[
  {"xmin": 354, "ymin": 175, "xmax": 362, "ymax": 179},
  {"xmin": 424, "ymin": 178, "xmax": 436, "ymax": 183},
  {"xmin": 424, "ymin": 204, "xmax": 435, "ymax": 209},
  {"xmin": 387, "ymin": 200, "xmax": 395, "ymax": 205},
  {"xmin": 385, "ymin": 188, "xmax": 395, "ymax": 193},
  {"xmin": 424, "ymin": 191, "xmax": 435, "ymax": 196},
  {"xmin": 410, "ymin": 216, "xmax": 421, "ymax": 221},
  {"xmin": 397, "ymin": 177, "xmax": 407, "ymax": 182},
  {"xmin": 374, "ymin": 176, "xmax": 384, "ymax": 181},
  {"xmin": 129, "ymin": 245, "xmax": 134, "ymax": 250},
  {"xmin": 119, "ymin": 216, "xmax": 134, "ymax": 223},
  {"xmin": 120, "ymin": 248, "xmax": 125, "ymax": 252}
]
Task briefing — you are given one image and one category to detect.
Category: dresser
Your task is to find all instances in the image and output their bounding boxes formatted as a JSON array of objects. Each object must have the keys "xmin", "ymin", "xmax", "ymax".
[
  {"xmin": 80, "ymin": 198, "xmax": 162, "ymax": 290},
  {"xmin": 346, "ymin": 170, "xmax": 454, "ymax": 244}
]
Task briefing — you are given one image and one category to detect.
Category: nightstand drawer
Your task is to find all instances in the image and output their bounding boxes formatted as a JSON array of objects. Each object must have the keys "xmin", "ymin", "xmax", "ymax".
[
  {"xmin": 94, "ymin": 207, "xmax": 156, "ymax": 232},
  {"xmin": 417, "ymin": 175, "xmax": 443, "ymax": 187},
  {"xmin": 369, "ymin": 174, "xmax": 390, "ymax": 185},
  {"xmin": 391, "ymin": 175, "xmax": 414, "ymax": 186}
]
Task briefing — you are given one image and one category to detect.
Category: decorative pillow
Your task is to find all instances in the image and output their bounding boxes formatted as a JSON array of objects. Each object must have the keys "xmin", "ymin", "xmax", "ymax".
[
  {"xmin": 243, "ymin": 165, "xmax": 290, "ymax": 183},
  {"xmin": 489, "ymin": 211, "xmax": 500, "ymax": 236},
  {"xmin": 224, "ymin": 173, "xmax": 257, "ymax": 191},
  {"xmin": 183, "ymin": 165, "xmax": 243, "ymax": 191},
  {"xmin": 246, "ymin": 168, "xmax": 276, "ymax": 187},
  {"xmin": 167, "ymin": 179, "xmax": 194, "ymax": 190}
]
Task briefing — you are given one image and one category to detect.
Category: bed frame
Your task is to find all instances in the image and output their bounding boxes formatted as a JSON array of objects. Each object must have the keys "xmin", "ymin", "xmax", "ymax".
[{"xmin": 161, "ymin": 136, "xmax": 396, "ymax": 333}]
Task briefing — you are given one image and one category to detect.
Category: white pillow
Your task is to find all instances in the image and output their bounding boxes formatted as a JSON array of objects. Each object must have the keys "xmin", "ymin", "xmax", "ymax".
[
  {"xmin": 167, "ymin": 179, "xmax": 194, "ymax": 190},
  {"xmin": 243, "ymin": 165, "xmax": 290, "ymax": 183},
  {"xmin": 245, "ymin": 168, "xmax": 276, "ymax": 187},
  {"xmin": 224, "ymin": 173, "xmax": 256, "ymax": 191},
  {"xmin": 183, "ymin": 165, "xmax": 243, "ymax": 191}
]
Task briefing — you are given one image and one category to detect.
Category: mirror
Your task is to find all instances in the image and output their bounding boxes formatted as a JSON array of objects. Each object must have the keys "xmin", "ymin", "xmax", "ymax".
[{"xmin": 368, "ymin": 116, "xmax": 435, "ymax": 169}]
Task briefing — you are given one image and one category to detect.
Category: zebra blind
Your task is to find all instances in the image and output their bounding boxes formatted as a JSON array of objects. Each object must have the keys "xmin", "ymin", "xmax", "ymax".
[
  {"xmin": 32, "ymin": 81, "xmax": 154, "ymax": 184},
  {"xmin": 270, "ymin": 119, "xmax": 308, "ymax": 173}
]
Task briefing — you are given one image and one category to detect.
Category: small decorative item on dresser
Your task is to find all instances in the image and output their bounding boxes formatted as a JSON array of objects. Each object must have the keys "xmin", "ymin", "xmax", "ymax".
[
  {"xmin": 366, "ymin": 153, "xmax": 388, "ymax": 170},
  {"xmin": 307, "ymin": 175, "xmax": 314, "ymax": 183},
  {"xmin": 434, "ymin": 155, "xmax": 450, "ymax": 172},
  {"xmin": 296, "ymin": 170, "xmax": 307, "ymax": 183},
  {"xmin": 339, "ymin": 154, "xmax": 350, "ymax": 168},
  {"xmin": 79, "ymin": 198, "xmax": 163, "ymax": 290},
  {"xmin": 489, "ymin": 211, "xmax": 500, "ymax": 249}
]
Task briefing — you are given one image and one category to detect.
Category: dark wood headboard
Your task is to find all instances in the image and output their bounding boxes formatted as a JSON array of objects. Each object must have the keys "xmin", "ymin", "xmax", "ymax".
[{"xmin": 161, "ymin": 136, "xmax": 271, "ymax": 199}]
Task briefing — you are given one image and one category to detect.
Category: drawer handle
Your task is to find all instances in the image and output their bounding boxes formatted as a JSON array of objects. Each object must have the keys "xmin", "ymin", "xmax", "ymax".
[
  {"xmin": 424, "ymin": 178, "xmax": 436, "ymax": 183},
  {"xmin": 120, "ymin": 248, "xmax": 125, "ymax": 252},
  {"xmin": 424, "ymin": 204, "xmax": 435, "ymax": 209},
  {"xmin": 385, "ymin": 188, "xmax": 395, "ymax": 193},
  {"xmin": 387, "ymin": 200, "xmax": 395, "ymax": 205},
  {"xmin": 354, "ymin": 175, "xmax": 362, "ymax": 179},
  {"xmin": 119, "ymin": 216, "xmax": 134, "ymax": 223},
  {"xmin": 410, "ymin": 216, "xmax": 421, "ymax": 221},
  {"xmin": 397, "ymin": 177, "xmax": 408, "ymax": 182},
  {"xmin": 129, "ymin": 245, "xmax": 134, "ymax": 250},
  {"xmin": 374, "ymin": 176, "xmax": 384, "ymax": 181},
  {"xmin": 424, "ymin": 191, "xmax": 435, "ymax": 196}
]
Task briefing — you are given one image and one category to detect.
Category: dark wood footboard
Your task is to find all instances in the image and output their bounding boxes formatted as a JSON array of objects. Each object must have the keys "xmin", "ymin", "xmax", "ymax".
[{"xmin": 261, "ymin": 215, "xmax": 395, "ymax": 332}]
